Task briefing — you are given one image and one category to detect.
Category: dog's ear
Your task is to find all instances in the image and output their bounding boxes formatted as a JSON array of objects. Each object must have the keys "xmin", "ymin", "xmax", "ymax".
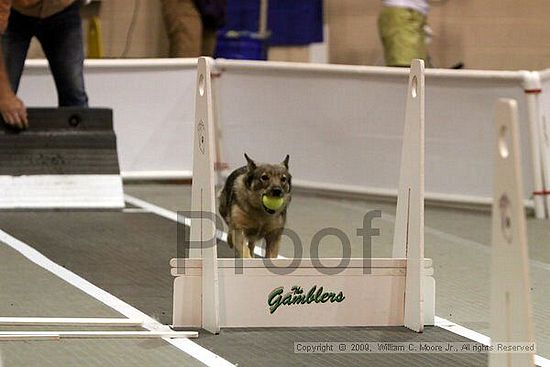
[
  {"xmin": 282, "ymin": 154, "xmax": 290, "ymax": 169},
  {"xmin": 244, "ymin": 153, "xmax": 256, "ymax": 171}
]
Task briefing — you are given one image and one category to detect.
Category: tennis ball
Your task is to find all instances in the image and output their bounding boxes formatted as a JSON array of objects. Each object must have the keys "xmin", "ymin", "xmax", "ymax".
[{"xmin": 262, "ymin": 195, "xmax": 284, "ymax": 210}]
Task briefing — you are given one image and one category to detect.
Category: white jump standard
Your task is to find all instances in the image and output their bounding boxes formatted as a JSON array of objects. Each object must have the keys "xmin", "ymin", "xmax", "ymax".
[
  {"xmin": 171, "ymin": 57, "xmax": 435, "ymax": 333},
  {"xmin": 490, "ymin": 99, "xmax": 536, "ymax": 367}
]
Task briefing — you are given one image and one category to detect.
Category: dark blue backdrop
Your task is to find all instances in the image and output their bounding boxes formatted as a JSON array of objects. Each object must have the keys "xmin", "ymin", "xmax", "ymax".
[{"xmin": 222, "ymin": 0, "xmax": 323, "ymax": 46}]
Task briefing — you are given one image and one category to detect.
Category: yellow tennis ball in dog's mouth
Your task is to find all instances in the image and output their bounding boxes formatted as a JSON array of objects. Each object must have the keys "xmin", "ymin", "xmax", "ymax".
[{"xmin": 262, "ymin": 195, "xmax": 284, "ymax": 211}]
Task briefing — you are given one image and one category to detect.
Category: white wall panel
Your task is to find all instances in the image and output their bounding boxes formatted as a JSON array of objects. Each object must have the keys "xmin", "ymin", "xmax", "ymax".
[{"xmin": 18, "ymin": 59, "xmax": 540, "ymax": 206}]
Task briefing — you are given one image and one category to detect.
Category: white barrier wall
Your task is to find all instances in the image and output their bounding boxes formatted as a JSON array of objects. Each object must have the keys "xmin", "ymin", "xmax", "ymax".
[
  {"xmin": 216, "ymin": 61, "xmax": 535, "ymax": 207},
  {"xmin": 20, "ymin": 59, "xmax": 197, "ymax": 178},
  {"xmin": 535, "ymin": 69, "xmax": 550, "ymax": 216},
  {"xmin": 18, "ymin": 59, "xmax": 547, "ymax": 211}
]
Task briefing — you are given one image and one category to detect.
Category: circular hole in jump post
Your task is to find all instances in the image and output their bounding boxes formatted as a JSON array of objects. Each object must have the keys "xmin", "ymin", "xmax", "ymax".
[
  {"xmin": 411, "ymin": 76, "xmax": 418, "ymax": 98},
  {"xmin": 498, "ymin": 125, "xmax": 510, "ymax": 159},
  {"xmin": 199, "ymin": 74, "xmax": 205, "ymax": 96}
]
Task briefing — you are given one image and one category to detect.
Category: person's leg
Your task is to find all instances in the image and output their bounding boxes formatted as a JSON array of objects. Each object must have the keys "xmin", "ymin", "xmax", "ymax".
[
  {"xmin": 378, "ymin": 6, "xmax": 427, "ymax": 67},
  {"xmin": 1, "ymin": 9, "xmax": 34, "ymax": 93},
  {"xmin": 36, "ymin": 1, "xmax": 88, "ymax": 106},
  {"xmin": 404, "ymin": 9, "xmax": 427, "ymax": 62},
  {"xmin": 161, "ymin": 0, "xmax": 203, "ymax": 57}
]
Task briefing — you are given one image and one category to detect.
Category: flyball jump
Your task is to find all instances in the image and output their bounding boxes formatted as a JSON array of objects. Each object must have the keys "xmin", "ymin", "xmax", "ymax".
[{"xmin": 171, "ymin": 57, "xmax": 435, "ymax": 334}]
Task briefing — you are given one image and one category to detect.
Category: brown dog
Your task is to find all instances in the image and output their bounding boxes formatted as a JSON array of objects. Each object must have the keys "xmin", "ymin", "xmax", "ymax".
[{"xmin": 218, "ymin": 154, "xmax": 291, "ymax": 258}]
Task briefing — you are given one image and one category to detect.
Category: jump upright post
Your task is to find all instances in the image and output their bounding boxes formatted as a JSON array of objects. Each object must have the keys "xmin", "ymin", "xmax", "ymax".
[{"xmin": 490, "ymin": 99, "xmax": 535, "ymax": 367}]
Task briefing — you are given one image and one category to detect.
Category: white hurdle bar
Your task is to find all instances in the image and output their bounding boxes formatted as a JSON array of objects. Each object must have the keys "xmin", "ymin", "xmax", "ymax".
[
  {"xmin": 0, "ymin": 331, "xmax": 198, "ymax": 341},
  {"xmin": 0, "ymin": 317, "xmax": 143, "ymax": 327},
  {"xmin": 490, "ymin": 99, "xmax": 536, "ymax": 366},
  {"xmin": 171, "ymin": 57, "xmax": 434, "ymax": 333},
  {"xmin": 0, "ymin": 317, "xmax": 200, "ymax": 341}
]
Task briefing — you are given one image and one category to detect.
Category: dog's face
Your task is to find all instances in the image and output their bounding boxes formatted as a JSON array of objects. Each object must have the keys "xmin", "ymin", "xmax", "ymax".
[{"xmin": 244, "ymin": 153, "xmax": 292, "ymax": 215}]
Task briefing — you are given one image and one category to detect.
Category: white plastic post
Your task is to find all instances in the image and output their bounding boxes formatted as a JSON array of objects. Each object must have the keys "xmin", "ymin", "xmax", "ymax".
[
  {"xmin": 534, "ymin": 87, "xmax": 550, "ymax": 217},
  {"xmin": 392, "ymin": 59, "xmax": 425, "ymax": 332},
  {"xmin": 490, "ymin": 99, "xmax": 535, "ymax": 367},
  {"xmin": 190, "ymin": 57, "xmax": 220, "ymax": 334},
  {"xmin": 541, "ymin": 112, "xmax": 550, "ymax": 217},
  {"xmin": 523, "ymin": 72, "xmax": 547, "ymax": 218}
]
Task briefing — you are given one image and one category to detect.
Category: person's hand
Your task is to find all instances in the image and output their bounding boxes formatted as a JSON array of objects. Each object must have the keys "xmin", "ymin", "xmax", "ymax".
[{"xmin": 0, "ymin": 93, "xmax": 27, "ymax": 129}]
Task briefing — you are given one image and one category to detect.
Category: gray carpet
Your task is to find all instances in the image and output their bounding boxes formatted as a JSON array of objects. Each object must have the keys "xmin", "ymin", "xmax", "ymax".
[
  {"xmin": 0, "ymin": 209, "xmax": 488, "ymax": 366},
  {"xmin": 196, "ymin": 326, "xmax": 487, "ymax": 367}
]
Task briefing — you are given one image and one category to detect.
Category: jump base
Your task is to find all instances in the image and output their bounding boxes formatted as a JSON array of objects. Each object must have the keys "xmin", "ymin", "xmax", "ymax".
[{"xmin": 171, "ymin": 258, "xmax": 435, "ymax": 329}]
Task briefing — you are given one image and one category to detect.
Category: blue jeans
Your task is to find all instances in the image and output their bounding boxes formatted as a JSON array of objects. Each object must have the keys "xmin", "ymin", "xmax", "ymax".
[{"xmin": 2, "ymin": 1, "xmax": 88, "ymax": 106}]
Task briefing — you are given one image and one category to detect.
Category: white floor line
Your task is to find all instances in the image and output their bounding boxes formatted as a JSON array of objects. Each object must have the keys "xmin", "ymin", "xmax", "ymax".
[
  {"xmin": 329, "ymin": 199, "xmax": 550, "ymax": 365},
  {"xmin": 124, "ymin": 194, "xmax": 285, "ymax": 259},
  {"xmin": 124, "ymin": 194, "xmax": 228, "ymax": 240},
  {"xmin": 126, "ymin": 193, "xmax": 550, "ymax": 365},
  {"xmin": 536, "ymin": 353, "xmax": 550, "ymax": 366},
  {"xmin": 122, "ymin": 208, "xmax": 150, "ymax": 214},
  {"xmin": 434, "ymin": 316, "xmax": 490, "ymax": 344},
  {"xmin": 0, "ymin": 229, "xmax": 234, "ymax": 367},
  {"xmin": 423, "ymin": 225, "xmax": 550, "ymax": 272},
  {"xmin": 124, "ymin": 194, "xmax": 189, "ymax": 225},
  {"xmin": 328, "ymin": 199, "xmax": 550, "ymax": 272},
  {"xmin": 435, "ymin": 316, "xmax": 550, "ymax": 367}
]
